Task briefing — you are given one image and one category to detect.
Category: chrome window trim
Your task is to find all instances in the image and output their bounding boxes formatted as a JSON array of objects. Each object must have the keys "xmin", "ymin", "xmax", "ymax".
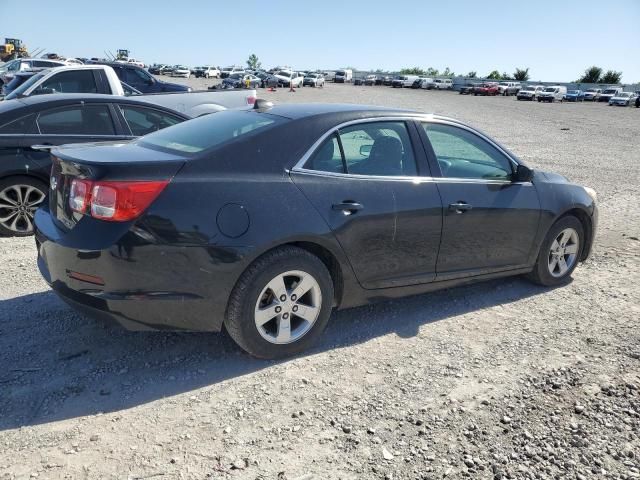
[{"xmin": 290, "ymin": 115, "xmax": 522, "ymax": 184}]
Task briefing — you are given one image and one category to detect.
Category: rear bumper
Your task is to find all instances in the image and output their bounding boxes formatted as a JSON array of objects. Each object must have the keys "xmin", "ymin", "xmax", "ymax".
[{"xmin": 35, "ymin": 208, "xmax": 247, "ymax": 332}]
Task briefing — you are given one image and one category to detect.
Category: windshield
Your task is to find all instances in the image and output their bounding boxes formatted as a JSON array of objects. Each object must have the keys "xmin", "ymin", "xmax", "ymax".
[
  {"xmin": 543, "ymin": 87, "xmax": 556, "ymax": 92},
  {"xmin": 618, "ymin": 92, "xmax": 631, "ymax": 97},
  {"xmin": 586, "ymin": 89, "xmax": 597, "ymax": 92},
  {"xmin": 139, "ymin": 111, "xmax": 285, "ymax": 155},
  {"xmin": 336, "ymin": 71, "xmax": 345, "ymax": 76},
  {"xmin": 0, "ymin": 60, "xmax": 18, "ymax": 73},
  {"xmin": 4, "ymin": 72, "xmax": 47, "ymax": 100},
  {"xmin": 603, "ymin": 89, "xmax": 616, "ymax": 94},
  {"xmin": 521, "ymin": 87, "xmax": 535, "ymax": 91},
  {"xmin": 499, "ymin": 82, "xmax": 509, "ymax": 86},
  {"xmin": 228, "ymin": 74, "xmax": 242, "ymax": 80},
  {"xmin": 568, "ymin": 90, "xmax": 580, "ymax": 94},
  {"xmin": 305, "ymin": 74, "xmax": 318, "ymax": 78},
  {"xmin": 276, "ymin": 71, "xmax": 291, "ymax": 77}
]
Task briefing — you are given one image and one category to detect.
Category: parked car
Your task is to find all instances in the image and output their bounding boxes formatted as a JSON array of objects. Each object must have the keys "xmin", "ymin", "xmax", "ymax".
[
  {"xmin": 1, "ymin": 69, "xmax": 47, "ymax": 97},
  {"xmin": 474, "ymin": 82, "xmax": 499, "ymax": 96},
  {"xmin": 583, "ymin": 88, "xmax": 602, "ymax": 101},
  {"xmin": 419, "ymin": 78, "xmax": 436, "ymax": 90},
  {"xmin": 538, "ymin": 86, "xmax": 567, "ymax": 102},
  {"xmin": 608, "ymin": 91, "xmax": 637, "ymax": 106},
  {"xmin": 255, "ymin": 71, "xmax": 279, "ymax": 88},
  {"xmin": 92, "ymin": 62, "xmax": 190, "ymax": 93},
  {"xmin": 202, "ymin": 66, "xmax": 220, "ymax": 79},
  {"xmin": 3, "ymin": 65, "xmax": 257, "ymax": 117},
  {"xmin": 148, "ymin": 64, "xmax": 169, "ymax": 75},
  {"xmin": 392, "ymin": 75, "xmax": 418, "ymax": 88},
  {"xmin": 221, "ymin": 66, "xmax": 245, "ymax": 78},
  {"xmin": 433, "ymin": 78, "xmax": 453, "ymax": 90},
  {"xmin": 334, "ymin": 69, "xmax": 353, "ymax": 83},
  {"xmin": 0, "ymin": 94, "xmax": 190, "ymax": 236},
  {"xmin": 564, "ymin": 90, "xmax": 585, "ymax": 102},
  {"xmin": 381, "ymin": 75, "xmax": 393, "ymax": 86},
  {"xmin": 34, "ymin": 103, "xmax": 597, "ymax": 359},
  {"xmin": 374, "ymin": 76, "xmax": 386, "ymax": 86},
  {"xmin": 126, "ymin": 58, "xmax": 145, "ymax": 68},
  {"xmin": 303, "ymin": 73, "xmax": 325, "ymax": 87},
  {"xmin": 0, "ymin": 58, "xmax": 66, "ymax": 85},
  {"xmin": 459, "ymin": 82, "xmax": 479, "ymax": 95},
  {"xmin": 599, "ymin": 87, "xmax": 623, "ymax": 102},
  {"xmin": 171, "ymin": 66, "xmax": 191, "ymax": 78},
  {"xmin": 517, "ymin": 85, "xmax": 545, "ymax": 101},
  {"xmin": 273, "ymin": 70, "xmax": 304, "ymax": 88},
  {"xmin": 353, "ymin": 77, "xmax": 365, "ymax": 86},
  {"xmin": 363, "ymin": 74, "xmax": 377, "ymax": 86},
  {"xmin": 222, "ymin": 73, "xmax": 261, "ymax": 89},
  {"xmin": 497, "ymin": 81, "xmax": 521, "ymax": 96}
]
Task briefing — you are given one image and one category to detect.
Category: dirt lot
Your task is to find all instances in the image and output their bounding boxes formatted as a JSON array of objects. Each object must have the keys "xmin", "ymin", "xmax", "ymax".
[{"xmin": 1, "ymin": 81, "xmax": 639, "ymax": 480}]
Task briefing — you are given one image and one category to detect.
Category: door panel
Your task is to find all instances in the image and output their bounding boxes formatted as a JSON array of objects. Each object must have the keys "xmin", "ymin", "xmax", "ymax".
[
  {"xmin": 435, "ymin": 181, "xmax": 540, "ymax": 278},
  {"xmin": 291, "ymin": 172, "xmax": 442, "ymax": 288}
]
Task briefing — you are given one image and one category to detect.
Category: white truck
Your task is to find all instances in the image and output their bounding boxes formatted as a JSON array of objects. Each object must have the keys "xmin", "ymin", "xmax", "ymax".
[{"xmin": 3, "ymin": 64, "xmax": 257, "ymax": 117}]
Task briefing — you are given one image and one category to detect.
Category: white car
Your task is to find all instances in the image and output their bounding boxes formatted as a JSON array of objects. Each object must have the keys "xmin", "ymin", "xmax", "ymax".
[
  {"xmin": 517, "ymin": 85, "xmax": 544, "ymax": 101},
  {"xmin": 608, "ymin": 91, "xmax": 637, "ymax": 106},
  {"xmin": 203, "ymin": 66, "xmax": 220, "ymax": 78},
  {"xmin": 273, "ymin": 70, "xmax": 304, "ymax": 88},
  {"xmin": 221, "ymin": 66, "xmax": 245, "ymax": 78},
  {"xmin": 127, "ymin": 58, "xmax": 145, "ymax": 68},
  {"xmin": 171, "ymin": 66, "xmax": 191, "ymax": 78},
  {"xmin": 433, "ymin": 78, "xmax": 453, "ymax": 90},
  {"xmin": 497, "ymin": 81, "xmax": 521, "ymax": 96}
]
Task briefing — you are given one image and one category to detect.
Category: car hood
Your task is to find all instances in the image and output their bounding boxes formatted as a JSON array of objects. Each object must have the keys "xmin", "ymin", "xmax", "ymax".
[{"xmin": 536, "ymin": 170, "xmax": 569, "ymax": 184}]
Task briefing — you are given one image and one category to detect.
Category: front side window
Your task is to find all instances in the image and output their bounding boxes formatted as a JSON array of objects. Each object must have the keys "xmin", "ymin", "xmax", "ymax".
[
  {"xmin": 37, "ymin": 105, "xmax": 115, "ymax": 135},
  {"xmin": 422, "ymin": 123, "xmax": 513, "ymax": 180},
  {"xmin": 37, "ymin": 70, "xmax": 98, "ymax": 94},
  {"xmin": 306, "ymin": 121, "xmax": 417, "ymax": 177},
  {"xmin": 120, "ymin": 105, "xmax": 183, "ymax": 136}
]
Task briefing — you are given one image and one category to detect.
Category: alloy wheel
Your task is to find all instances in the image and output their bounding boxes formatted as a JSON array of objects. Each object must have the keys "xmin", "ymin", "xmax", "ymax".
[
  {"xmin": 547, "ymin": 228, "xmax": 579, "ymax": 278},
  {"xmin": 0, "ymin": 184, "xmax": 46, "ymax": 234},
  {"xmin": 254, "ymin": 270, "xmax": 322, "ymax": 344}
]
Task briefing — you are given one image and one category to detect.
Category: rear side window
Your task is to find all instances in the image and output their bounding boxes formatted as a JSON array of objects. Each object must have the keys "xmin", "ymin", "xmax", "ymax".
[
  {"xmin": 0, "ymin": 114, "xmax": 38, "ymax": 134},
  {"xmin": 120, "ymin": 105, "xmax": 183, "ymax": 136},
  {"xmin": 37, "ymin": 70, "xmax": 98, "ymax": 94},
  {"xmin": 306, "ymin": 121, "xmax": 417, "ymax": 177},
  {"xmin": 139, "ymin": 110, "xmax": 283, "ymax": 154},
  {"xmin": 37, "ymin": 105, "xmax": 115, "ymax": 135}
]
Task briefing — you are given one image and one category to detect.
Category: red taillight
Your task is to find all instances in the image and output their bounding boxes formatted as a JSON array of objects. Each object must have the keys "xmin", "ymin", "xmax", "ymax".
[
  {"xmin": 69, "ymin": 179, "xmax": 92, "ymax": 213},
  {"xmin": 246, "ymin": 95, "xmax": 256, "ymax": 106},
  {"xmin": 70, "ymin": 179, "xmax": 169, "ymax": 222}
]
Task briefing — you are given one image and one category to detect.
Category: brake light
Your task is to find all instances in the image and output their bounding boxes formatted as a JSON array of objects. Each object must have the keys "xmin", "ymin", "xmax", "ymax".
[
  {"xmin": 246, "ymin": 95, "xmax": 256, "ymax": 106},
  {"xmin": 69, "ymin": 179, "xmax": 169, "ymax": 222}
]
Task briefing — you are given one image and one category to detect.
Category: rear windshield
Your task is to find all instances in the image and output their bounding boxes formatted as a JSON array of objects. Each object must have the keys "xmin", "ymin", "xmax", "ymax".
[
  {"xmin": 4, "ymin": 72, "xmax": 47, "ymax": 100},
  {"xmin": 138, "ymin": 110, "xmax": 285, "ymax": 155}
]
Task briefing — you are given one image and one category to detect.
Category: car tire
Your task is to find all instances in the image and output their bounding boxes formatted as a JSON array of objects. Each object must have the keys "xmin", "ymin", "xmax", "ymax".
[
  {"xmin": 0, "ymin": 176, "xmax": 47, "ymax": 237},
  {"xmin": 225, "ymin": 246, "xmax": 335, "ymax": 359},
  {"xmin": 526, "ymin": 216, "xmax": 584, "ymax": 287}
]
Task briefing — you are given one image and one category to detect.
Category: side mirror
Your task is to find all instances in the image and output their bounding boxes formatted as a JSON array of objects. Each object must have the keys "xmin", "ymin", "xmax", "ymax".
[
  {"xmin": 359, "ymin": 144, "xmax": 372, "ymax": 156},
  {"xmin": 32, "ymin": 87, "xmax": 56, "ymax": 96},
  {"xmin": 514, "ymin": 164, "xmax": 534, "ymax": 182}
]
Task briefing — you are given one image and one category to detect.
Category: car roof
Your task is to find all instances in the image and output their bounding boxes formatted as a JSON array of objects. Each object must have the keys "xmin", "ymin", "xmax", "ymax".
[
  {"xmin": 0, "ymin": 93, "xmax": 189, "ymax": 118},
  {"xmin": 263, "ymin": 103, "xmax": 416, "ymax": 120}
]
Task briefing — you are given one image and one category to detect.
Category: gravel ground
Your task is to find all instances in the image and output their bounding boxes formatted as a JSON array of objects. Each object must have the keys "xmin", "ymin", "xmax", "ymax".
[{"xmin": 1, "ymin": 80, "xmax": 639, "ymax": 480}]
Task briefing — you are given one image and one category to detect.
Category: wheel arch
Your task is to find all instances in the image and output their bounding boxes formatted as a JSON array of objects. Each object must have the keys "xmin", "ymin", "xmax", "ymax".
[
  {"xmin": 556, "ymin": 207, "xmax": 594, "ymax": 261},
  {"xmin": 0, "ymin": 171, "xmax": 49, "ymax": 186}
]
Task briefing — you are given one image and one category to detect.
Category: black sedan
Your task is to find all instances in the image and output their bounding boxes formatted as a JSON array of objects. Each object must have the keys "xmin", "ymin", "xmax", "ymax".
[
  {"xmin": 222, "ymin": 74, "xmax": 261, "ymax": 89},
  {"xmin": 0, "ymin": 94, "xmax": 188, "ymax": 236},
  {"xmin": 35, "ymin": 103, "xmax": 597, "ymax": 359}
]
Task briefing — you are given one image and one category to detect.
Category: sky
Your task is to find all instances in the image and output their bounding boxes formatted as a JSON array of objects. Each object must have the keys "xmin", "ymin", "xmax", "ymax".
[{"xmin": 2, "ymin": 0, "xmax": 639, "ymax": 83}]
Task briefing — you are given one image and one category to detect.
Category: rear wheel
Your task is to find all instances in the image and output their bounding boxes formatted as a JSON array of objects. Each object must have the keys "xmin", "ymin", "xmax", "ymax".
[
  {"xmin": 225, "ymin": 246, "xmax": 334, "ymax": 358},
  {"xmin": 526, "ymin": 216, "xmax": 584, "ymax": 286},
  {"xmin": 0, "ymin": 176, "xmax": 47, "ymax": 236}
]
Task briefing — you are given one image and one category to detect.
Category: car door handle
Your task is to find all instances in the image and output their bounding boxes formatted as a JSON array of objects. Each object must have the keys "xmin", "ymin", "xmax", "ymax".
[
  {"xmin": 448, "ymin": 202, "xmax": 473, "ymax": 214},
  {"xmin": 332, "ymin": 201, "xmax": 363, "ymax": 215}
]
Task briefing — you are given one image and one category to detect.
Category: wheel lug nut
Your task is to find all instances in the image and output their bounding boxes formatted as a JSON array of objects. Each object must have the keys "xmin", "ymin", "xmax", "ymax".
[
  {"xmin": 279, "ymin": 295, "xmax": 286, "ymax": 302},
  {"xmin": 292, "ymin": 305, "xmax": 298, "ymax": 312},
  {"xmin": 291, "ymin": 294, "xmax": 297, "ymax": 301},
  {"xmin": 275, "ymin": 306, "xmax": 282, "ymax": 313},
  {"xmin": 283, "ymin": 313, "xmax": 289, "ymax": 319}
]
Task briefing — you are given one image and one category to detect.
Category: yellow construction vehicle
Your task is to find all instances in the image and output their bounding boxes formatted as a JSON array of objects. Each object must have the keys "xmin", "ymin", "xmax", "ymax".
[{"xmin": 0, "ymin": 38, "xmax": 29, "ymax": 62}]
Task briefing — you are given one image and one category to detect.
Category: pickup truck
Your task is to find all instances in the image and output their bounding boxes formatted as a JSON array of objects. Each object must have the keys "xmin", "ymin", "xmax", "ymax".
[{"xmin": 3, "ymin": 64, "xmax": 257, "ymax": 117}]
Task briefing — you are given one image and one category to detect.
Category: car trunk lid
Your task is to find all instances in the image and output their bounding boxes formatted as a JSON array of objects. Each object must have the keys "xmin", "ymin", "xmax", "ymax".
[{"xmin": 49, "ymin": 141, "xmax": 187, "ymax": 231}]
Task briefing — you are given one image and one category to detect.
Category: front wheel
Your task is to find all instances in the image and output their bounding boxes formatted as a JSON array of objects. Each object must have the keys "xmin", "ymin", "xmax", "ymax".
[
  {"xmin": 526, "ymin": 216, "xmax": 584, "ymax": 286},
  {"xmin": 225, "ymin": 246, "xmax": 335, "ymax": 358}
]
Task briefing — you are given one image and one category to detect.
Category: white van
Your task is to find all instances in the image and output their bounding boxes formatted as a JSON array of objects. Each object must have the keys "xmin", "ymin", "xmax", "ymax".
[
  {"xmin": 433, "ymin": 78, "xmax": 453, "ymax": 90},
  {"xmin": 335, "ymin": 69, "xmax": 353, "ymax": 83},
  {"xmin": 538, "ymin": 85, "xmax": 567, "ymax": 103},
  {"xmin": 392, "ymin": 75, "xmax": 418, "ymax": 88}
]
